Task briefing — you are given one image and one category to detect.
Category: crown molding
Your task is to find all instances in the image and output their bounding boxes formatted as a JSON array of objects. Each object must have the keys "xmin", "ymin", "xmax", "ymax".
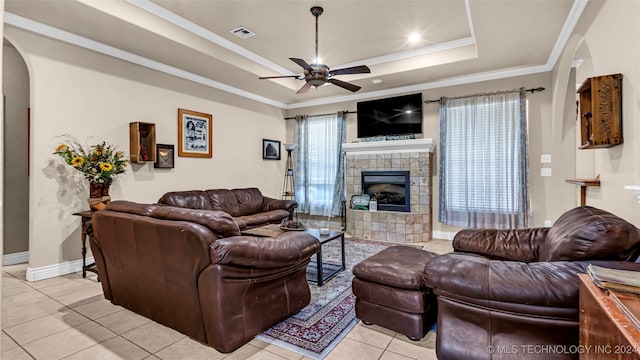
[
  {"xmin": 334, "ymin": 36, "xmax": 475, "ymax": 70},
  {"xmin": 285, "ymin": 0, "xmax": 586, "ymax": 109},
  {"xmin": 4, "ymin": 12, "xmax": 287, "ymax": 109},
  {"xmin": 125, "ymin": 0, "xmax": 295, "ymax": 76},
  {"xmin": 4, "ymin": 0, "xmax": 587, "ymax": 110},
  {"xmin": 546, "ymin": 0, "xmax": 588, "ymax": 69},
  {"xmin": 285, "ymin": 64, "xmax": 550, "ymax": 109}
]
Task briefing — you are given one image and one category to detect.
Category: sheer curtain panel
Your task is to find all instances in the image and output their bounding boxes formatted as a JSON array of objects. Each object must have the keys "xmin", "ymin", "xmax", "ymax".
[
  {"xmin": 295, "ymin": 113, "xmax": 346, "ymax": 216},
  {"xmin": 439, "ymin": 88, "xmax": 530, "ymax": 229}
]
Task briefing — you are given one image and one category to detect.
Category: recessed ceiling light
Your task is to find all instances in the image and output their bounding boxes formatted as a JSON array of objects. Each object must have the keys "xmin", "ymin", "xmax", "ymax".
[
  {"xmin": 408, "ymin": 33, "xmax": 421, "ymax": 43},
  {"xmin": 372, "ymin": 79, "xmax": 383, "ymax": 84}
]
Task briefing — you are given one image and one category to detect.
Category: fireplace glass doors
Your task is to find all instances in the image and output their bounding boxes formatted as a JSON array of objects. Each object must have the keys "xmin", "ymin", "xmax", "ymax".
[{"xmin": 361, "ymin": 171, "xmax": 410, "ymax": 212}]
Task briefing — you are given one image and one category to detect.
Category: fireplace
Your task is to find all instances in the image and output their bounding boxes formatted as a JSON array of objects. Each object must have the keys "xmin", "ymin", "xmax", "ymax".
[
  {"xmin": 361, "ymin": 171, "xmax": 410, "ymax": 212},
  {"xmin": 344, "ymin": 138, "xmax": 434, "ymax": 243}
]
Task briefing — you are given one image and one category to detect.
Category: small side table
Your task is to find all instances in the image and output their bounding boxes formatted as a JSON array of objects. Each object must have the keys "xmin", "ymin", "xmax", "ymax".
[
  {"xmin": 565, "ymin": 178, "xmax": 601, "ymax": 206},
  {"xmin": 73, "ymin": 210, "xmax": 98, "ymax": 279}
]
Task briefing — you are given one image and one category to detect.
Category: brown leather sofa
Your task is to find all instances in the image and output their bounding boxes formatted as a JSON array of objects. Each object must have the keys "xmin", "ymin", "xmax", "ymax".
[
  {"xmin": 424, "ymin": 206, "xmax": 640, "ymax": 360},
  {"xmin": 89, "ymin": 200, "xmax": 320, "ymax": 353},
  {"xmin": 158, "ymin": 187, "xmax": 296, "ymax": 230}
]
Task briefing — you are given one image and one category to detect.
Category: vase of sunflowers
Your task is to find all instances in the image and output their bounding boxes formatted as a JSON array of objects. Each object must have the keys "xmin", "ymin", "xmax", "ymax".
[{"xmin": 54, "ymin": 137, "xmax": 128, "ymax": 210}]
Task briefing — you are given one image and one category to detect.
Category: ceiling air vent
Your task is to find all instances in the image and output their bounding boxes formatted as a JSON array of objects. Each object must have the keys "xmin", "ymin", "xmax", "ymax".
[{"xmin": 230, "ymin": 26, "xmax": 256, "ymax": 39}]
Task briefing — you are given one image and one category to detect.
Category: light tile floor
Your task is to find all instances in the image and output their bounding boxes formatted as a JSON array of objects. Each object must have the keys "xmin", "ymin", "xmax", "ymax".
[{"xmin": 1, "ymin": 240, "xmax": 452, "ymax": 360}]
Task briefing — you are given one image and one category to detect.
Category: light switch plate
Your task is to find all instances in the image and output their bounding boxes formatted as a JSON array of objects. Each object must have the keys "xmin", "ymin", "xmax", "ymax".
[
  {"xmin": 540, "ymin": 154, "xmax": 552, "ymax": 163},
  {"xmin": 541, "ymin": 168, "xmax": 552, "ymax": 176}
]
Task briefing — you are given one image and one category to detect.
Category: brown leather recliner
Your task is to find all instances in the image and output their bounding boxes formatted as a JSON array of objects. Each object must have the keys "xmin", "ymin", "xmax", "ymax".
[
  {"xmin": 425, "ymin": 206, "xmax": 640, "ymax": 360},
  {"xmin": 158, "ymin": 187, "xmax": 296, "ymax": 230},
  {"xmin": 90, "ymin": 200, "xmax": 320, "ymax": 353}
]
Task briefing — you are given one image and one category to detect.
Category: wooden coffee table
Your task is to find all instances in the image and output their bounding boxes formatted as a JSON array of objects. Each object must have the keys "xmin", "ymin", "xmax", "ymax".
[{"xmin": 241, "ymin": 224, "xmax": 345, "ymax": 286}]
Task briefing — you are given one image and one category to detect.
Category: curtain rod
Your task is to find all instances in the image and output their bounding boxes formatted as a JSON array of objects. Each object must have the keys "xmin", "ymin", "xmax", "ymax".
[
  {"xmin": 424, "ymin": 87, "xmax": 546, "ymax": 104},
  {"xmin": 284, "ymin": 110, "xmax": 356, "ymax": 120}
]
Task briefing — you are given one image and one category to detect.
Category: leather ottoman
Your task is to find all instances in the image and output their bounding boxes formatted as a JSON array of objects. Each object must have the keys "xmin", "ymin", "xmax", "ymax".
[{"xmin": 352, "ymin": 245, "xmax": 437, "ymax": 340}]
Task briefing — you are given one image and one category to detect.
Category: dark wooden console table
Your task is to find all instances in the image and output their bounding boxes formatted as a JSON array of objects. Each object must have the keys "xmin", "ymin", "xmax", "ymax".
[{"xmin": 73, "ymin": 210, "xmax": 98, "ymax": 279}]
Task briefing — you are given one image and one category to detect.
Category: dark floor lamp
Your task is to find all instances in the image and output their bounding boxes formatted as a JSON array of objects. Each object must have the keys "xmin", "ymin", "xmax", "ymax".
[{"xmin": 282, "ymin": 143, "xmax": 296, "ymax": 200}]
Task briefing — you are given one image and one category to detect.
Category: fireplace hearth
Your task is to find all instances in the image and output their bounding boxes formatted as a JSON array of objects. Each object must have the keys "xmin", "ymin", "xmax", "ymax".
[{"xmin": 362, "ymin": 171, "xmax": 410, "ymax": 212}]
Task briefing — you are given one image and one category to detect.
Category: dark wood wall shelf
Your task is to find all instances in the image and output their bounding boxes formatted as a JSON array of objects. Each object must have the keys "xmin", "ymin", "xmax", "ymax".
[
  {"xmin": 565, "ymin": 178, "xmax": 601, "ymax": 206},
  {"xmin": 129, "ymin": 122, "xmax": 156, "ymax": 163},
  {"xmin": 577, "ymin": 73, "xmax": 623, "ymax": 149}
]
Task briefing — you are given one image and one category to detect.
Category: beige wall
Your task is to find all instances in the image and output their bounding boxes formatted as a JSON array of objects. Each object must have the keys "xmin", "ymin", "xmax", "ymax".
[
  {"xmin": 286, "ymin": 73, "xmax": 556, "ymax": 236},
  {"xmin": 552, "ymin": 0, "xmax": 640, "ymax": 226},
  {"xmin": 3, "ymin": 0, "xmax": 639, "ymax": 272},
  {"xmin": 5, "ymin": 27, "xmax": 287, "ymax": 270},
  {"xmin": 3, "ymin": 43, "xmax": 29, "ymax": 255},
  {"xmin": 286, "ymin": 0, "xmax": 640, "ymax": 234}
]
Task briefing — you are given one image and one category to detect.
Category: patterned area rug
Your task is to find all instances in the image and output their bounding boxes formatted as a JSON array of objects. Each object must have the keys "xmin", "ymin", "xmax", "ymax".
[{"xmin": 256, "ymin": 237, "xmax": 396, "ymax": 359}]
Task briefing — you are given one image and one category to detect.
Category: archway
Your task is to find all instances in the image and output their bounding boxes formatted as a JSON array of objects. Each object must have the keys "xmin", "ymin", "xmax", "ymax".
[{"xmin": 3, "ymin": 38, "xmax": 30, "ymax": 266}]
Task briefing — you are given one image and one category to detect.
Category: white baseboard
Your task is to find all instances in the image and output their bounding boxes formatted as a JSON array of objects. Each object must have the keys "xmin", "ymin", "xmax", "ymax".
[
  {"xmin": 3, "ymin": 251, "xmax": 29, "ymax": 266},
  {"xmin": 432, "ymin": 230, "xmax": 457, "ymax": 240},
  {"xmin": 25, "ymin": 256, "xmax": 95, "ymax": 282}
]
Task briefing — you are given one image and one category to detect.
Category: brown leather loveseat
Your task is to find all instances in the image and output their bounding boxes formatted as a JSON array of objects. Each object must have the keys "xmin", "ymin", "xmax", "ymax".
[
  {"xmin": 158, "ymin": 187, "xmax": 295, "ymax": 230},
  {"xmin": 425, "ymin": 206, "xmax": 640, "ymax": 360},
  {"xmin": 89, "ymin": 200, "xmax": 320, "ymax": 353}
]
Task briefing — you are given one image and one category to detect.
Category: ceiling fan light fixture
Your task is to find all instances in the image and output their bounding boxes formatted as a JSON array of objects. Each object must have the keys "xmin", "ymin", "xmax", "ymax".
[
  {"xmin": 258, "ymin": 5, "xmax": 370, "ymax": 94},
  {"xmin": 308, "ymin": 79, "xmax": 325, "ymax": 87}
]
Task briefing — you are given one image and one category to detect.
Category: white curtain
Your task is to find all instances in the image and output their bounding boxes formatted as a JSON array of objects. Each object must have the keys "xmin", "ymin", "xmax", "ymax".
[
  {"xmin": 295, "ymin": 113, "xmax": 345, "ymax": 216},
  {"xmin": 439, "ymin": 88, "xmax": 530, "ymax": 228}
]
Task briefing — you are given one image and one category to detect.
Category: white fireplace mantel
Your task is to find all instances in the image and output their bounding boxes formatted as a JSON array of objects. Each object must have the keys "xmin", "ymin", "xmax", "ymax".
[{"xmin": 343, "ymin": 138, "xmax": 436, "ymax": 155}]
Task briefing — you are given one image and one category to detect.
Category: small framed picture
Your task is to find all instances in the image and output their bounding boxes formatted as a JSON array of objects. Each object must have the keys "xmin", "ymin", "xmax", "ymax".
[
  {"xmin": 263, "ymin": 139, "xmax": 281, "ymax": 160},
  {"xmin": 178, "ymin": 108, "xmax": 212, "ymax": 158},
  {"xmin": 154, "ymin": 144, "xmax": 175, "ymax": 169}
]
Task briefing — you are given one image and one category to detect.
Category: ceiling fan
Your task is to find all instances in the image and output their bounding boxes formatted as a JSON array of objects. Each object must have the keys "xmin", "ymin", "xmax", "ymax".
[{"xmin": 258, "ymin": 6, "xmax": 371, "ymax": 94}]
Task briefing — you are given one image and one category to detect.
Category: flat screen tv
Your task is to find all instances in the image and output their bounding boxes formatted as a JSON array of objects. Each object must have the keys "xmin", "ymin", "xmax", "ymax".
[{"xmin": 357, "ymin": 93, "xmax": 423, "ymax": 138}]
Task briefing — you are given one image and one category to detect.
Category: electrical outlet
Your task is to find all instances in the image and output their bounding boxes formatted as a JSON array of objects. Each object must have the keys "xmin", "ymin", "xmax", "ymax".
[
  {"xmin": 544, "ymin": 220, "xmax": 552, "ymax": 227},
  {"xmin": 541, "ymin": 168, "xmax": 552, "ymax": 177},
  {"xmin": 540, "ymin": 154, "xmax": 552, "ymax": 163}
]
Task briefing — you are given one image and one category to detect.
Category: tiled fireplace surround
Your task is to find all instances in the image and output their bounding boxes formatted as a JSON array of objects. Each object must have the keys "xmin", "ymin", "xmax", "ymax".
[{"xmin": 344, "ymin": 138, "xmax": 435, "ymax": 243}]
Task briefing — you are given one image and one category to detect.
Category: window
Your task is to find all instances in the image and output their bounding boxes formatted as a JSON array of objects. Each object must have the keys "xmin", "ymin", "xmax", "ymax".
[
  {"xmin": 439, "ymin": 89, "xmax": 530, "ymax": 228},
  {"xmin": 295, "ymin": 113, "xmax": 346, "ymax": 216}
]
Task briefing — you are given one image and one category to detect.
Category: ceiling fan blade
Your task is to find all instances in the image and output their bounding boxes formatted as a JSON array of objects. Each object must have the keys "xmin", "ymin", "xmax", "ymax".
[
  {"xmin": 329, "ymin": 65, "xmax": 371, "ymax": 76},
  {"xmin": 296, "ymin": 82, "xmax": 312, "ymax": 94},
  {"xmin": 259, "ymin": 75, "xmax": 300, "ymax": 80},
  {"xmin": 328, "ymin": 78, "xmax": 361, "ymax": 92},
  {"xmin": 289, "ymin": 57, "xmax": 313, "ymax": 71}
]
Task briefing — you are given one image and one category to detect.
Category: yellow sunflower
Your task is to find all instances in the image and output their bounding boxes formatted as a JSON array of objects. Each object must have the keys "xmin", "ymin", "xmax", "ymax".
[
  {"xmin": 99, "ymin": 162, "xmax": 113, "ymax": 171},
  {"xmin": 55, "ymin": 144, "xmax": 68, "ymax": 153},
  {"xmin": 71, "ymin": 157, "xmax": 84, "ymax": 166}
]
